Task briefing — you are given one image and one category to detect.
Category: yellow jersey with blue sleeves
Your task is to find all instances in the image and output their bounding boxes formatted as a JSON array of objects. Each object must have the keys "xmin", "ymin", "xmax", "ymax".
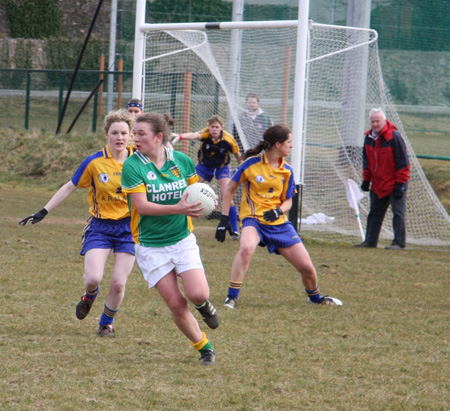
[
  {"xmin": 122, "ymin": 147, "xmax": 198, "ymax": 247},
  {"xmin": 232, "ymin": 153, "xmax": 295, "ymax": 225},
  {"xmin": 71, "ymin": 144, "xmax": 132, "ymax": 220},
  {"xmin": 197, "ymin": 128, "xmax": 240, "ymax": 168}
]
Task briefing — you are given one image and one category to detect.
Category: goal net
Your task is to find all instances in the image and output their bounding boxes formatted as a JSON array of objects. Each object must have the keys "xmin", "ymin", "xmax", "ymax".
[{"xmin": 137, "ymin": 22, "xmax": 450, "ymax": 247}]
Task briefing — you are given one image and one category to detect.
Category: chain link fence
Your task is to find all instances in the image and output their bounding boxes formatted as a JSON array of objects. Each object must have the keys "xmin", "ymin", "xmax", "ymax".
[{"xmin": 0, "ymin": 0, "xmax": 448, "ymax": 156}]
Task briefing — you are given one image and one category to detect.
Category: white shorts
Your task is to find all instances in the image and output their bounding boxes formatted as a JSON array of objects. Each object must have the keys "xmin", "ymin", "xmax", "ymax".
[{"xmin": 135, "ymin": 233, "xmax": 204, "ymax": 288}]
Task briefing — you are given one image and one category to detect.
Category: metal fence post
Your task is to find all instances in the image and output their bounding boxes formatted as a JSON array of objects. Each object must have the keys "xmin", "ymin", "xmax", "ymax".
[
  {"xmin": 25, "ymin": 71, "xmax": 31, "ymax": 130},
  {"xmin": 58, "ymin": 71, "xmax": 64, "ymax": 127},
  {"xmin": 93, "ymin": 90, "xmax": 98, "ymax": 133}
]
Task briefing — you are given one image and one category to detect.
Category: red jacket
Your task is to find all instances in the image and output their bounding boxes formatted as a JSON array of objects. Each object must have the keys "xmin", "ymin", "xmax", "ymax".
[{"xmin": 362, "ymin": 120, "xmax": 410, "ymax": 198}]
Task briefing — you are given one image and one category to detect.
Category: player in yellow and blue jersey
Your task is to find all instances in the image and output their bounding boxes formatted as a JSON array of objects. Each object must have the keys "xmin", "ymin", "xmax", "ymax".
[
  {"xmin": 171, "ymin": 115, "xmax": 242, "ymax": 239},
  {"xmin": 122, "ymin": 112, "xmax": 218, "ymax": 366},
  {"xmin": 215, "ymin": 125, "xmax": 342, "ymax": 309},
  {"xmin": 19, "ymin": 110, "xmax": 136, "ymax": 337}
]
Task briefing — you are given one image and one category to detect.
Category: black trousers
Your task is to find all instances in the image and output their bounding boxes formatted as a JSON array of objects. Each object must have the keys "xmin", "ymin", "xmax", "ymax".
[{"xmin": 365, "ymin": 190, "xmax": 407, "ymax": 247}]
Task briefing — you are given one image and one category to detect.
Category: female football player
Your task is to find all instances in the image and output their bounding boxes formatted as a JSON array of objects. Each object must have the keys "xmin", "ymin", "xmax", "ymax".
[
  {"xmin": 172, "ymin": 115, "xmax": 241, "ymax": 239},
  {"xmin": 121, "ymin": 112, "xmax": 218, "ymax": 365},
  {"xmin": 215, "ymin": 124, "xmax": 343, "ymax": 309},
  {"xmin": 19, "ymin": 110, "xmax": 136, "ymax": 337},
  {"xmin": 126, "ymin": 98, "xmax": 173, "ymax": 150}
]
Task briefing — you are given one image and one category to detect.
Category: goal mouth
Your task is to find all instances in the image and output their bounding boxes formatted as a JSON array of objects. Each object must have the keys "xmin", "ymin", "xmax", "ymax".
[{"xmin": 133, "ymin": 16, "xmax": 450, "ymax": 247}]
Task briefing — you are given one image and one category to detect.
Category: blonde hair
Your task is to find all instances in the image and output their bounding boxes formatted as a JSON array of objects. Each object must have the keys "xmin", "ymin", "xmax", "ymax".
[
  {"xmin": 207, "ymin": 115, "xmax": 225, "ymax": 127},
  {"xmin": 103, "ymin": 109, "xmax": 134, "ymax": 135}
]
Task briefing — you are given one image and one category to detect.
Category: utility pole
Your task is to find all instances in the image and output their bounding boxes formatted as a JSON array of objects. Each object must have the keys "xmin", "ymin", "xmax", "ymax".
[
  {"xmin": 107, "ymin": 0, "xmax": 118, "ymax": 113},
  {"xmin": 340, "ymin": 0, "xmax": 372, "ymax": 151},
  {"xmin": 226, "ymin": 0, "xmax": 245, "ymax": 136}
]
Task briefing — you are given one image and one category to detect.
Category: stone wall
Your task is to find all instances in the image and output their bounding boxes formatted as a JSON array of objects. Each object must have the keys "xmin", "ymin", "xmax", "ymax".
[
  {"xmin": 0, "ymin": 6, "xmax": 9, "ymax": 38},
  {"xmin": 0, "ymin": 38, "xmax": 46, "ymax": 69},
  {"xmin": 59, "ymin": 0, "xmax": 111, "ymax": 39}
]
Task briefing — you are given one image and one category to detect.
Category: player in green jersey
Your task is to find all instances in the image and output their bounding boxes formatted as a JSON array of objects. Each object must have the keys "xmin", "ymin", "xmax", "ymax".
[{"xmin": 122, "ymin": 112, "xmax": 218, "ymax": 366}]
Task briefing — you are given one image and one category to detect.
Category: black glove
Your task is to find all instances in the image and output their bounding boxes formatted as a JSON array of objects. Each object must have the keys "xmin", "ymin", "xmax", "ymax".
[
  {"xmin": 19, "ymin": 208, "xmax": 48, "ymax": 226},
  {"xmin": 263, "ymin": 206, "xmax": 283, "ymax": 222},
  {"xmin": 394, "ymin": 182, "xmax": 405, "ymax": 199},
  {"xmin": 215, "ymin": 214, "xmax": 233, "ymax": 242},
  {"xmin": 361, "ymin": 180, "xmax": 370, "ymax": 192}
]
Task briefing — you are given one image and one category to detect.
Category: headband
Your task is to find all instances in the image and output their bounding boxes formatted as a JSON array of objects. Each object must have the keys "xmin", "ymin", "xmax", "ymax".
[{"xmin": 127, "ymin": 101, "xmax": 143, "ymax": 109}]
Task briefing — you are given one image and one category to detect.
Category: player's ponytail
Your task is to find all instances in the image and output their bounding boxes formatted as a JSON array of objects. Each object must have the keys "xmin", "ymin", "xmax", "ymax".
[
  {"xmin": 242, "ymin": 141, "xmax": 266, "ymax": 161},
  {"xmin": 242, "ymin": 124, "xmax": 291, "ymax": 161}
]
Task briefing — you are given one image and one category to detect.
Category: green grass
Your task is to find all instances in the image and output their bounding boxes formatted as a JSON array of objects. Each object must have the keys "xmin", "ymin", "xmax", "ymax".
[
  {"xmin": 1, "ymin": 183, "xmax": 450, "ymax": 410},
  {"xmin": 1, "ymin": 128, "xmax": 450, "ymax": 408},
  {"xmin": 400, "ymin": 112, "xmax": 450, "ymax": 159},
  {"xmin": 1, "ymin": 96, "xmax": 450, "ymax": 158}
]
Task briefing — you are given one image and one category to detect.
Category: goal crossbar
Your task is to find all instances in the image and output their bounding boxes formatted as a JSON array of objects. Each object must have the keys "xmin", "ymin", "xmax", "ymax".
[{"xmin": 139, "ymin": 21, "xmax": 377, "ymax": 34}]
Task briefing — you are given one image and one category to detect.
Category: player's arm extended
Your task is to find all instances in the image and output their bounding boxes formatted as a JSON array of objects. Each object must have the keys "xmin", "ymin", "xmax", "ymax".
[
  {"xmin": 43, "ymin": 181, "xmax": 78, "ymax": 213},
  {"xmin": 129, "ymin": 191, "xmax": 203, "ymax": 218},
  {"xmin": 171, "ymin": 131, "xmax": 201, "ymax": 143},
  {"xmin": 19, "ymin": 181, "xmax": 78, "ymax": 226}
]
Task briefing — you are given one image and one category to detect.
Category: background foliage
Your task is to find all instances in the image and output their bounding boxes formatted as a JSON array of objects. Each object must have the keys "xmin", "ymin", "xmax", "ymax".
[{"xmin": 1, "ymin": 0, "xmax": 61, "ymax": 39}]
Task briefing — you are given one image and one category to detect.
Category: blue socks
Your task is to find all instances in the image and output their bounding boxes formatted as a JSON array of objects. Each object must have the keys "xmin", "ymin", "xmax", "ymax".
[
  {"xmin": 99, "ymin": 304, "xmax": 118, "ymax": 326},
  {"xmin": 305, "ymin": 286, "xmax": 322, "ymax": 303},
  {"xmin": 229, "ymin": 205, "xmax": 238, "ymax": 233}
]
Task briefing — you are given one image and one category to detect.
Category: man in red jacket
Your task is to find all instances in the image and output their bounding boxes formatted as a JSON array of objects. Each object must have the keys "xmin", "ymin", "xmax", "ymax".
[{"xmin": 355, "ymin": 108, "xmax": 410, "ymax": 250}]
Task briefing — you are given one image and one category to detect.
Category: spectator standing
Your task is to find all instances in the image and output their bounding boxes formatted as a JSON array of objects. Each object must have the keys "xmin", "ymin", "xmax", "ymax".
[
  {"xmin": 234, "ymin": 93, "xmax": 274, "ymax": 150},
  {"xmin": 355, "ymin": 108, "xmax": 410, "ymax": 250}
]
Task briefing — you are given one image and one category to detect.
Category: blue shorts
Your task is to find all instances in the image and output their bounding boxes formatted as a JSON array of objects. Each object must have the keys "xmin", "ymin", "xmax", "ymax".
[
  {"xmin": 242, "ymin": 218, "xmax": 302, "ymax": 255},
  {"xmin": 81, "ymin": 216, "xmax": 135, "ymax": 256},
  {"xmin": 196, "ymin": 163, "xmax": 231, "ymax": 182}
]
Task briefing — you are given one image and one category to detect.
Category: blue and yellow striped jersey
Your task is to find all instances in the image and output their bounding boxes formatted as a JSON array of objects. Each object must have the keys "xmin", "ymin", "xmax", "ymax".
[
  {"xmin": 197, "ymin": 128, "xmax": 240, "ymax": 168},
  {"xmin": 71, "ymin": 145, "xmax": 132, "ymax": 220},
  {"xmin": 232, "ymin": 153, "xmax": 295, "ymax": 225}
]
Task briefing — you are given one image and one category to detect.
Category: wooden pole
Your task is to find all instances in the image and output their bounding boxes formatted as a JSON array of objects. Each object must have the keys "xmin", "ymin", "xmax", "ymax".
[
  {"xmin": 117, "ymin": 57, "xmax": 123, "ymax": 109},
  {"xmin": 281, "ymin": 46, "xmax": 292, "ymax": 125},
  {"xmin": 182, "ymin": 72, "xmax": 192, "ymax": 154},
  {"xmin": 98, "ymin": 54, "xmax": 104, "ymax": 117}
]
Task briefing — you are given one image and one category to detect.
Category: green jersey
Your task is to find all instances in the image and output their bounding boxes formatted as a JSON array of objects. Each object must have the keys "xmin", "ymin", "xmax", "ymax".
[{"xmin": 122, "ymin": 147, "xmax": 198, "ymax": 247}]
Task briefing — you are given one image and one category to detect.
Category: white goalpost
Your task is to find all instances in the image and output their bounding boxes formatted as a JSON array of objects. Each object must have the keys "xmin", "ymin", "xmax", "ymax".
[{"xmin": 132, "ymin": 0, "xmax": 450, "ymax": 247}]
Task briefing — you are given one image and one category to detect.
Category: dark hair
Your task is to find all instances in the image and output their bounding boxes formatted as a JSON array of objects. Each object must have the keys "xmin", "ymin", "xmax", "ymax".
[
  {"xmin": 135, "ymin": 112, "xmax": 175, "ymax": 143},
  {"xmin": 242, "ymin": 124, "xmax": 291, "ymax": 161},
  {"xmin": 245, "ymin": 93, "xmax": 260, "ymax": 102}
]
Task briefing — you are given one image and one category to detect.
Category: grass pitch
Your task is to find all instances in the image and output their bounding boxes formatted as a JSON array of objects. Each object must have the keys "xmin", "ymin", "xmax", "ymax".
[
  {"xmin": 1, "ymin": 128, "xmax": 449, "ymax": 409},
  {"xmin": 1, "ymin": 183, "xmax": 449, "ymax": 410}
]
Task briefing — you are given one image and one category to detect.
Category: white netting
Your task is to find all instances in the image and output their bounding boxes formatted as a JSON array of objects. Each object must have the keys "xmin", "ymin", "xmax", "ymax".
[{"xmin": 140, "ymin": 22, "xmax": 450, "ymax": 247}]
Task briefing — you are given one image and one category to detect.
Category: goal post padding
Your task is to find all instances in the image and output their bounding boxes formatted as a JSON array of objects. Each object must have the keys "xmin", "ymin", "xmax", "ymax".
[{"xmin": 136, "ymin": 21, "xmax": 450, "ymax": 247}]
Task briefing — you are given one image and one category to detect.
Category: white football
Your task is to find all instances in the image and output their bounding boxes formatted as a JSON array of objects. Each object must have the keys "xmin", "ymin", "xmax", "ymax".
[{"xmin": 184, "ymin": 183, "xmax": 216, "ymax": 216}]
